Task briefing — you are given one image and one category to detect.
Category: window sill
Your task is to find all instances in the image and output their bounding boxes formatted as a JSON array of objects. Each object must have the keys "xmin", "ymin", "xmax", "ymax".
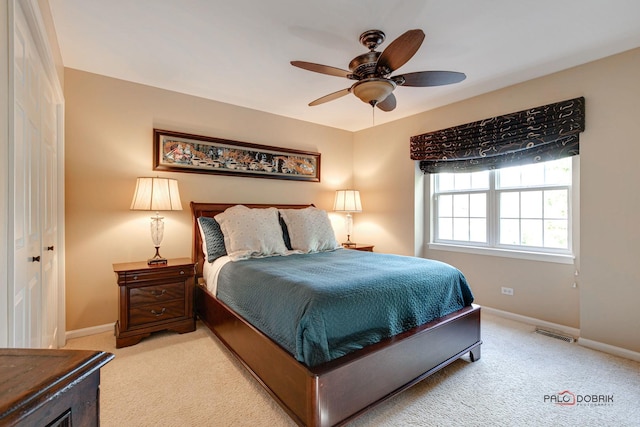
[{"xmin": 428, "ymin": 243, "xmax": 575, "ymax": 265}]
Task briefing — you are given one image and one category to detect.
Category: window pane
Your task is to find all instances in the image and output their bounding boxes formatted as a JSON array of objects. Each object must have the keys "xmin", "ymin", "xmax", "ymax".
[
  {"xmin": 500, "ymin": 219, "xmax": 519, "ymax": 245},
  {"xmin": 453, "ymin": 218, "xmax": 469, "ymax": 241},
  {"xmin": 544, "ymin": 189, "xmax": 568, "ymax": 219},
  {"xmin": 545, "ymin": 220, "xmax": 568, "ymax": 249},
  {"xmin": 544, "ymin": 157, "xmax": 572, "ymax": 185},
  {"xmin": 500, "ymin": 192, "xmax": 520, "ymax": 218},
  {"xmin": 454, "ymin": 173, "xmax": 471, "ymax": 190},
  {"xmin": 497, "ymin": 166, "xmax": 520, "ymax": 188},
  {"xmin": 438, "ymin": 194, "xmax": 453, "ymax": 217},
  {"xmin": 471, "ymin": 171, "xmax": 490, "ymax": 189},
  {"xmin": 437, "ymin": 174, "xmax": 454, "ymax": 191},
  {"xmin": 453, "ymin": 194, "xmax": 469, "ymax": 217},
  {"xmin": 521, "ymin": 163, "xmax": 545, "ymax": 186},
  {"xmin": 521, "ymin": 219, "xmax": 543, "ymax": 246},
  {"xmin": 521, "ymin": 191, "xmax": 542, "ymax": 219},
  {"xmin": 498, "ymin": 157, "xmax": 571, "ymax": 188},
  {"xmin": 470, "ymin": 218, "xmax": 486, "ymax": 242},
  {"xmin": 469, "ymin": 193, "xmax": 486, "ymax": 217},
  {"xmin": 438, "ymin": 218, "xmax": 453, "ymax": 240}
]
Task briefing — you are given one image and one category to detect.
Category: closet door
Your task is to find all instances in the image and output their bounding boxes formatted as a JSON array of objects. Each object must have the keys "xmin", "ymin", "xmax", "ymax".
[{"xmin": 11, "ymin": 0, "xmax": 59, "ymax": 348}]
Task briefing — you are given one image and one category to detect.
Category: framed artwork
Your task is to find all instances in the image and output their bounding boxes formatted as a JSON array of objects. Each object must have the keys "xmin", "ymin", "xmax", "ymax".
[{"xmin": 153, "ymin": 129, "xmax": 321, "ymax": 182}]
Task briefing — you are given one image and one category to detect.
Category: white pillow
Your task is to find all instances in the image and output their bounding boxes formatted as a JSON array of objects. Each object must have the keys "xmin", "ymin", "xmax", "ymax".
[
  {"xmin": 214, "ymin": 205, "xmax": 289, "ymax": 261},
  {"xmin": 279, "ymin": 207, "xmax": 340, "ymax": 253}
]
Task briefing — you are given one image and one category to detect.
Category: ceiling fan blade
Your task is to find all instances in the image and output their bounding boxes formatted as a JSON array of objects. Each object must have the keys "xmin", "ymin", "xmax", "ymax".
[
  {"xmin": 308, "ymin": 88, "xmax": 351, "ymax": 106},
  {"xmin": 375, "ymin": 29, "xmax": 425, "ymax": 75},
  {"xmin": 291, "ymin": 61, "xmax": 352, "ymax": 78},
  {"xmin": 397, "ymin": 71, "xmax": 466, "ymax": 87},
  {"xmin": 376, "ymin": 93, "xmax": 396, "ymax": 111}
]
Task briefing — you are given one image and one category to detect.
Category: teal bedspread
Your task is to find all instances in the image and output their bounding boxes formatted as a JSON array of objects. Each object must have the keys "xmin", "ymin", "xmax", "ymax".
[{"xmin": 216, "ymin": 249, "xmax": 474, "ymax": 367}]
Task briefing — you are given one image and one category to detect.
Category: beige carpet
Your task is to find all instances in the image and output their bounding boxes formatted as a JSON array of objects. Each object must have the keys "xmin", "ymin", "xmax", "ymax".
[{"xmin": 64, "ymin": 313, "xmax": 640, "ymax": 426}]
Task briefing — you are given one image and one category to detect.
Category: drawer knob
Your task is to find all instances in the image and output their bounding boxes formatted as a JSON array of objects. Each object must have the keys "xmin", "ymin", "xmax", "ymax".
[
  {"xmin": 151, "ymin": 308, "xmax": 166, "ymax": 317},
  {"xmin": 133, "ymin": 275, "xmax": 138, "ymax": 280},
  {"xmin": 150, "ymin": 289, "xmax": 167, "ymax": 298},
  {"xmin": 31, "ymin": 256, "xmax": 40, "ymax": 262},
  {"xmin": 180, "ymin": 270, "xmax": 185, "ymax": 275}
]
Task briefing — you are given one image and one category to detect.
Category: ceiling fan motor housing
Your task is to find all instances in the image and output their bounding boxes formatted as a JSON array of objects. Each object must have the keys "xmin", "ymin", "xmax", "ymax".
[{"xmin": 348, "ymin": 51, "xmax": 381, "ymax": 79}]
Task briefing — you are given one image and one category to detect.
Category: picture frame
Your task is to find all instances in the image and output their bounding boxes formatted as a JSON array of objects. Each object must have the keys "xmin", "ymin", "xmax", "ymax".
[{"xmin": 153, "ymin": 129, "xmax": 321, "ymax": 182}]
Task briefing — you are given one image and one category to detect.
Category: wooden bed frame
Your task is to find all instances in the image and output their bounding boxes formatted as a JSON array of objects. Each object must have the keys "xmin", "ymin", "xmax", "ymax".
[{"xmin": 191, "ymin": 202, "xmax": 482, "ymax": 427}]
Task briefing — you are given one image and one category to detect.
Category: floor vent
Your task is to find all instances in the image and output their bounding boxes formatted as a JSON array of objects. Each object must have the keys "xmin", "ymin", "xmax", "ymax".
[{"xmin": 535, "ymin": 328, "xmax": 575, "ymax": 343}]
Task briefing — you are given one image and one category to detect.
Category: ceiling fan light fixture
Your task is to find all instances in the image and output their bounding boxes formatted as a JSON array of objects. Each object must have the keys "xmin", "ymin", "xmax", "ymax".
[{"xmin": 352, "ymin": 78, "xmax": 396, "ymax": 106}]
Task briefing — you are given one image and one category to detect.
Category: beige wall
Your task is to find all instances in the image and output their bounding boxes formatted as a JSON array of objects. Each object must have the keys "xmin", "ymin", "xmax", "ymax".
[
  {"xmin": 354, "ymin": 48, "xmax": 640, "ymax": 353},
  {"xmin": 64, "ymin": 69, "xmax": 353, "ymax": 330}
]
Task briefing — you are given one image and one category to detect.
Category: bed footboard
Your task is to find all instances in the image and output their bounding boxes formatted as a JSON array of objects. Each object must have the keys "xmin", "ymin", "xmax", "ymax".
[{"xmin": 196, "ymin": 283, "xmax": 481, "ymax": 426}]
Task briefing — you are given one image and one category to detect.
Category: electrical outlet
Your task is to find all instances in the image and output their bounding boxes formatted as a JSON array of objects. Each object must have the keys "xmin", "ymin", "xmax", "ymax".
[{"xmin": 501, "ymin": 287, "xmax": 514, "ymax": 296}]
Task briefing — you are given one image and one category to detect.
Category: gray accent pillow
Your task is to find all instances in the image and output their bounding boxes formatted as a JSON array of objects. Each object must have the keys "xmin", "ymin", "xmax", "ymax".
[
  {"xmin": 279, "ymin": 213, "xmax": 293, "ymax": 250},
  {"xmin": 198, "ymin": 216, "xmax": 227, "ymax": 262}
]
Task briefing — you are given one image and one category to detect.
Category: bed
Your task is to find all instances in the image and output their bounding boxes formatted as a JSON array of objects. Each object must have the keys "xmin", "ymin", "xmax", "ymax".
[{"xmin": 191, "ymin": 202, "xmax": 482, "ymax": 426}]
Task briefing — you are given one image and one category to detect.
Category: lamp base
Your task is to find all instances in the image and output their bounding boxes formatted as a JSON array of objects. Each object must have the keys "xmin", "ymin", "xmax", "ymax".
[
  {"xmin": 147, "ymin": 247, "xmax": 168, "ymax": 266},
  {"xmin": 342, "ymin": 235, "xmax": 357, "ymax": 248}
]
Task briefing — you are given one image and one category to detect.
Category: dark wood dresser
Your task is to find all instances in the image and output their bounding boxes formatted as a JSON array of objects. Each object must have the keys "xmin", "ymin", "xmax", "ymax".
[
  {"xmin": 113, "ymin": 257, "xmax": 196, "ymax": 348},
  {"xmin": 0, "ymin": 349, "xmax": 113, "ymax": 426}
]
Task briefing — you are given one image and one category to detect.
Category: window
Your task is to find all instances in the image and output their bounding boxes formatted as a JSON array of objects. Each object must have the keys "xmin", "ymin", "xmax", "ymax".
[{"xmin": 431, "ymin": 157, "xmax": 575, "ymax": 260}]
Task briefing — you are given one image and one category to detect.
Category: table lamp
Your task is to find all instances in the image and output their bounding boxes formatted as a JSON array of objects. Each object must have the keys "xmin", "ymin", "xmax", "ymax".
[
  {"xmin": 130, "ymin": 177, "xmax": 182, "ymax": 265},
  {"xmin": 333, "ymin": 189, "xmax": 362, "ymax": 247}
]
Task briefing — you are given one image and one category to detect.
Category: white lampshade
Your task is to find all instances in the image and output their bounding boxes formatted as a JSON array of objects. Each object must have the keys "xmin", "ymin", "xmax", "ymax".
[
  {"xmin": 333, "ymin": 190, "xmax": 362, "ymax": 213},
  {"xmin": 130, "ymin": 177, "xmax": 183, "ymax": 211}
]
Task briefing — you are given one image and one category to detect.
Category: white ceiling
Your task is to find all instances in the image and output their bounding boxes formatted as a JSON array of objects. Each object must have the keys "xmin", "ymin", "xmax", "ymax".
[{"xmin": 49, "ymin": 0, "xmax": 640, "ymax": 132}]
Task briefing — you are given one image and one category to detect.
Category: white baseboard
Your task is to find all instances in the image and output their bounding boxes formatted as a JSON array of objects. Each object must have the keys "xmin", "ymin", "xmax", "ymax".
[
  {"xmin": 482, "ymin": 306, "xmax": 640, "ymax": 362},
  {"xmin": 481, "ymin": 306, "xmax": 581, "ymax": 337},
  {"xmin": 578, "ymin": 338, "xmax": 640, "ymax": 362},
  {"xmin": 65, "ymin": 323, "xmax": 114, "ymax": 340}
]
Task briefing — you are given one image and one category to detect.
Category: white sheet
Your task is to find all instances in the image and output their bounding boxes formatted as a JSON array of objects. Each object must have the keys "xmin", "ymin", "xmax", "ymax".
[{"xmin": 203, "ymin": 255, "xmax": 232, "ymax": 296}]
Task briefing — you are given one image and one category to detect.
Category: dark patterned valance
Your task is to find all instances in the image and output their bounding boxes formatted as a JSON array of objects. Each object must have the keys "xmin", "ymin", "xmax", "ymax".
[{"xmin": 410, "ymin": 97, "xmax": 585, "ymax": 173}]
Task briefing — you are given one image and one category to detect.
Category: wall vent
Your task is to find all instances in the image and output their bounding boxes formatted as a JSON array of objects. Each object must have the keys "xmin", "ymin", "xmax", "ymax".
[{"xmin": 535, "ymin": 327, "xmax": 576, "ymax": 343}]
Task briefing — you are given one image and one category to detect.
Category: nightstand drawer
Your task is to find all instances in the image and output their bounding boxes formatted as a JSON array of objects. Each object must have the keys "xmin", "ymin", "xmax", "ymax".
[
  {"xmin": 129, "ymin": 282, "xmax": 184, "ymax": 306},
  {"xmin": 119, "ymin": 266, "xmax": 191, "ymax": 284},
  {"xmin": 129, "ymin": 299, "xmax": 185, "ymax": 326}
]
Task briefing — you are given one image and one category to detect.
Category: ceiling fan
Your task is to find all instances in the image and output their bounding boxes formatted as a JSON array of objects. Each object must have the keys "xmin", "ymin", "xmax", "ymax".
[{"xmin": 291, "ymin": 29, "xmax": 466, "ymax": 112}]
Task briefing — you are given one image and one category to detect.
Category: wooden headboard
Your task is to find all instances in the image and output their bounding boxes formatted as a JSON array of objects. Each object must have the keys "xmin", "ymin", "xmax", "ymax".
[{"xmin": 190, "ymin": 202, "xmax": 312, "ymax": 278}]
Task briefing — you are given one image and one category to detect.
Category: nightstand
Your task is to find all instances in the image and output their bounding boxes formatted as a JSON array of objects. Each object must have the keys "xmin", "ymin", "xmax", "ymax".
[
  {"xmin": 343, "ymin": 243, "xmax": 374, "ymax": 252},
  {"xmin": 113, "ymin": 257, "xmax": 196, "ymax": 348}
]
